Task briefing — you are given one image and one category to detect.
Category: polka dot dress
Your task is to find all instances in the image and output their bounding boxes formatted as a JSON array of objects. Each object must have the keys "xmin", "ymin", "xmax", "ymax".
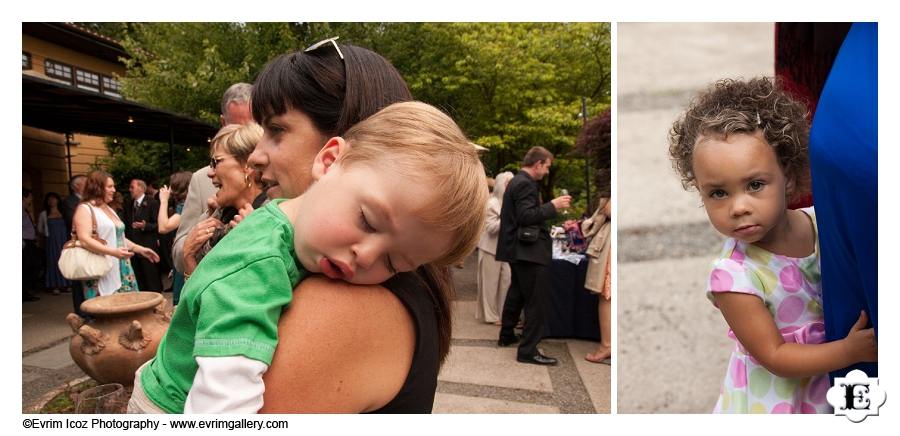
[{"xmin": 706, "ymin": 207, "xmax": 832, "ymax": 414}]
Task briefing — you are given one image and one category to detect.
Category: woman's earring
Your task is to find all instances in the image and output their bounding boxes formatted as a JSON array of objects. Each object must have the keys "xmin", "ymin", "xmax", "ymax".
[{"xmin": 245, "ymin": 173, "xmax": 252, "ymax": 189}]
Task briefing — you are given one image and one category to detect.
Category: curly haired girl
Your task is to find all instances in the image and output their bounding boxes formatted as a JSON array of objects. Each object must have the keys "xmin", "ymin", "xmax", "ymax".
[{"xmin": 668, "ymin": 77, "xmax": 876, "ymax": 414}]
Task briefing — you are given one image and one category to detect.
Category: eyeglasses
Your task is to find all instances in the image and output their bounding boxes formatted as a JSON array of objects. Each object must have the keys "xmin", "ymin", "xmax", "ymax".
[
  {"xmin": 304, "ymin": 36, "xmax": 344, "ymax": 60},
  {"xmin": 209, "ymin": 155, "xmax": 232, "ymax": 170}
]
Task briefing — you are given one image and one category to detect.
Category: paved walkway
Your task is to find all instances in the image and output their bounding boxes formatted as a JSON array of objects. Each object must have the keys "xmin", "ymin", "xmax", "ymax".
[
  {"xmin": 616, "ymin": 22, "xmax": 773, "ymax": 413},
  {"xmin": 437, "ymin": 255, "xmax": 609, "ymax": 413},
  {"xmin": 22, "ymin": 253, "xmax": 608, "ymax": 413}
]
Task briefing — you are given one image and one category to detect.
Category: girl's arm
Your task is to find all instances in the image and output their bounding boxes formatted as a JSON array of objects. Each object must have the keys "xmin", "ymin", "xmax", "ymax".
[
  {"xmin": 714, "ymin": 292, "xmax": 877, "ymax": 378},
  {"xmin": 157, "ymin": 186, "xmax": 182, "ymax": 234},
  {"xmin": 158, "ymin": 213, "xmax": 181, "ymax": 234},
  {"xmin": 73, "ymin": 205, "xmax": 130, "ymax": 259},
  {"xmin": 123, "ymin": 237, "xmax": 161, "ymax": 263}
]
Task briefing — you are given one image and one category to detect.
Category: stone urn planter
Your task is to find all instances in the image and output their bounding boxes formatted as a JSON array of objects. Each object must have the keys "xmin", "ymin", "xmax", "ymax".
[{"xmin": 67, "ymin": 292, "xmax": 171, "ymax": 386}]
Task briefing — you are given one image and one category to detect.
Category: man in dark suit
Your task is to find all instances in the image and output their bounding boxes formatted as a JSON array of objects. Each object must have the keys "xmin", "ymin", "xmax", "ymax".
[
  {"xmin": 125, "ymin": 178, "xmax": 162, "ymax": 291},
  {"xmin": 60, "ymin": 175, "xmax": 86, "ymax": 315},
  {"xmin": 495, "ymin": 146, "xmax": 571, "ymax": 365}
]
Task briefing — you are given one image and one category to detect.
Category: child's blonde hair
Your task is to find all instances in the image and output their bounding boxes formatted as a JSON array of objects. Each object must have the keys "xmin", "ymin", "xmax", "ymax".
[
  {"xmin": 340, "ymin": 101, "xmax": 488, "ymax": 267},
  {"xmin": 668, "ymin": 77, "xmax": 811, "ymax": 202}
]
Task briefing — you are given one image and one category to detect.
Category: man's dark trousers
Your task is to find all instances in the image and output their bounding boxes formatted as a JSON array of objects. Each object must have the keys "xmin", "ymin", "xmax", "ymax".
[
  {"xmin": 500, "ymin": 261, "xmax": 551, "ymax": 358},
  {"xmin": 125, "ymin": 198, "xmax": 162, "ymax": 292}
]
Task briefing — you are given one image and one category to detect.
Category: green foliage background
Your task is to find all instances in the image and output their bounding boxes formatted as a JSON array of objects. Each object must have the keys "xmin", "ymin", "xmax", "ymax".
[{"xmin": 82, "ymin": 22, "xmax": 611, "ymax": 212}]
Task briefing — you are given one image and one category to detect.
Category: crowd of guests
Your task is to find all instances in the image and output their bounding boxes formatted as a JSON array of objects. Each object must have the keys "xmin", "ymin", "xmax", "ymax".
[
  {"xmin": 20, "ymin": 84, "xmax": 256, "ymax": 311},
  {"xmin": 25, "ymin": 40, "xmax": 482, "ymax": 413},
  {"xmin": 22, "ymin": 37, "xmax": 610, "ymax": 413},
  {"xmin": 21, "ymin": 173, "xmax": 178, "ymax": 306}
]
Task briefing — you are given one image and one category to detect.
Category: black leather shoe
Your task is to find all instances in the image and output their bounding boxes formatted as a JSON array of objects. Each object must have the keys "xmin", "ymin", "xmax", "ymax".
[
  {"xmin": 517, "ymin": 353, "xmax": 558, "ymax": 366},
  {"xmin": 497, "ymin": 335, "xmax": 520, "ymax": 347}
]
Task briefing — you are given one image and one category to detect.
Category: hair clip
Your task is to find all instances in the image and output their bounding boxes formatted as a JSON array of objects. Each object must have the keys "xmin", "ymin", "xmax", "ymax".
[{"xmin": 756, "ymin": 112, "xmax": 762, "ymax": 126}]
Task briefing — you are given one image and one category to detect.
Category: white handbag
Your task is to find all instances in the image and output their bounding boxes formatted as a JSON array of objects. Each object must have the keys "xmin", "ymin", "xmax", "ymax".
[{"xmin": 58, "ymin": 204, "xmax": 113, "ymax": 281}]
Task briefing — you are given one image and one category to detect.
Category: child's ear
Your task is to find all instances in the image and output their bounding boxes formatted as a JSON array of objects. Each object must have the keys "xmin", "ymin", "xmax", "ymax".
[{"xmin": 311, "ymin": 137, "xmax": 348, "ymax": 181}]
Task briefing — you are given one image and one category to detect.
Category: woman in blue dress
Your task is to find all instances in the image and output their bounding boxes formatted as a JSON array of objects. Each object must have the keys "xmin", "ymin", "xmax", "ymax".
[{"xmin": 37, "ymin": 192, "xmax": 69, "ymax": 294}]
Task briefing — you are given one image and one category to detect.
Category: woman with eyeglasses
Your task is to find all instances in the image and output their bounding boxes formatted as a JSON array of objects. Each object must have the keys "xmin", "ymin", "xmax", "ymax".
[
  {"xmin": 239, "ymin": 38, "xmax": 448, "ymax": 413},
  {"xmin": 180, "ymin": 123, "xmax": 266, "ymax": 280}
]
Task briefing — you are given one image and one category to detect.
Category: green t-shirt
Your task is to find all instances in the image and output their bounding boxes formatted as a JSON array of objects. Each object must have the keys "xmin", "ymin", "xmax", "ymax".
[{"xmin": 140, "ymin": 199, "xmax": 305, "ymax": 413}]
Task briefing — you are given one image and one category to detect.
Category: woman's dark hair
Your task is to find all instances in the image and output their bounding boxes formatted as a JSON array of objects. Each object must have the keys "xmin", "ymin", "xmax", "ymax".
[
  {"xmin": 252, "ymin": 40, "xmax": 456, "ymax": 364},
  {"xmin": 168, "ymin": 171, "xmax": 193, "ymax": 204},
  {"xmin": 82, "ymin": 170, "xmax": 113, "ymax": 203},
  {"xmin": 251, "ymin": 42, "xmax": 414, "ymax": 137},
  {"xmin": 43, "ymin": 192, "xmax": 62, "ymax": 212}
]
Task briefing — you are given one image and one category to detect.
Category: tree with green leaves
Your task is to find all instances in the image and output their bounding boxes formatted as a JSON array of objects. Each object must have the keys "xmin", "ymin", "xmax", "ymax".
[{"xmin": 94, "ymin": 22, "xmax": 610, "ymax": 212}]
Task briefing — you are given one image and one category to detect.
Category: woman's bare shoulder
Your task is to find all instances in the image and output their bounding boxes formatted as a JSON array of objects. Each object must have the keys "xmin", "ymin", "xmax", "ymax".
[{"xmin": 260, "ymin": 276, "xmax": 415, "ymax": 413}]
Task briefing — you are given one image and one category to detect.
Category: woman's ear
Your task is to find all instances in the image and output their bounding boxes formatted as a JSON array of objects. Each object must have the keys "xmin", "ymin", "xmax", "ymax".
[{"xmin": 311, "ymin": 137, "xmax": 348, "ymax": 181}]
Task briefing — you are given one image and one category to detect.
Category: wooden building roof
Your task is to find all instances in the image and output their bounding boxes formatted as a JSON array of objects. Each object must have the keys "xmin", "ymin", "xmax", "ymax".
[{"xmin": 24, "ymin": 74, "xmax": 218, "ymax": 146}]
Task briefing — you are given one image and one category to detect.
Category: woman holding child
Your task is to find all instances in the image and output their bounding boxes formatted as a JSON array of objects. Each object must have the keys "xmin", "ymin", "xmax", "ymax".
[
  {"xmin": 251, "ymin": 40, "xmax": 465, "ymax": 413},
  {"xmin": 132, "ymin": 39, "xmax": 472, "ymax": 414}
]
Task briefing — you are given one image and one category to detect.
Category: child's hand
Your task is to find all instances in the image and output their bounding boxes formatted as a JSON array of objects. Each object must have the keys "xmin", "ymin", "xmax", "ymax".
[
  {"xmin": 842, "ymin": 310, "xmax": 877, "ymax": 363},
  {"xmin": 229, "ymin": 203, "xmax": 255, "ymax": 228}
]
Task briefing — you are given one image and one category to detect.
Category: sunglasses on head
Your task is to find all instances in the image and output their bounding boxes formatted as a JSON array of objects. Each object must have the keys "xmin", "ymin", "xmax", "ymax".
[{"xmin": 304, "ymin": 36, "xmax": 344, "ymax": 60}]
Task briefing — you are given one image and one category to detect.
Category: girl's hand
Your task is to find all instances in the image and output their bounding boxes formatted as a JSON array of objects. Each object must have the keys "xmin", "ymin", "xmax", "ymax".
[
  {"xmin": 159, "ymin": 186, "xmax": 171, "ymax": 204},
  {"xmin": 134, "ymin": 245, "xmax": 161, "ymax": 263},
  {"xmin": 842, "ymin": 311, "xmax": 878, "ymax": 363},
  {"xmin": 113, "ymin": 247, "xmax": 134, "ymax": 259}
]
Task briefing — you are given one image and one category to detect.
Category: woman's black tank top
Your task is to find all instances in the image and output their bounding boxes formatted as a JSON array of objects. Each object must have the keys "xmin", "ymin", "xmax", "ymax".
[{"xmin": 367, "ymin": 271, "xmax": 440, "ymax": 413}]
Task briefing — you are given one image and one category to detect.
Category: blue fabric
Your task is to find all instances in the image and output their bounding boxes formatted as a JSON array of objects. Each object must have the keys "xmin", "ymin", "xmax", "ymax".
[
  {"xmin": 44, "ymin": 217, "xmax": 70, "ymax": 288},
  {"xmin": 172, "ymin": 202, "xmax": 185, "ymax": 305},
  {"xmin": 809, "ymin": 22, "xmax": 877, "ymax": 378}
]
